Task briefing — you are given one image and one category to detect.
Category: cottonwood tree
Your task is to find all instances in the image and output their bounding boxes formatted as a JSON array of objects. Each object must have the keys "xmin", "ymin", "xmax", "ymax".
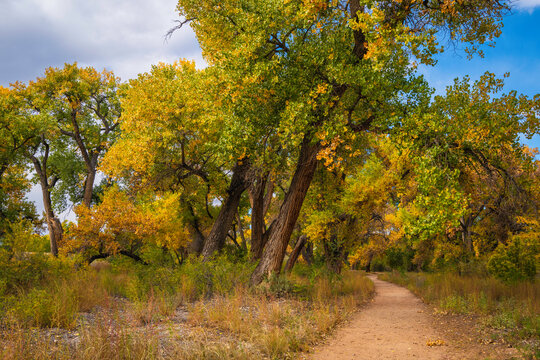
[
  {"xmin": 397, "ymin": 74, "xmax": 539, "ymax": 260},
  {"xmin": 174, "ymin": 0, "xmax": 513, "ymax": 284},
  {"xmin": 0, "ymin": 87, "xmax": 39, "ymax": 240},
  {"xmin": 64, "ymin": 186, "xmax": 193, "ymax": 264},
  {"xmin": 9, "ymin": 64, "xmax": 121, "ymax": 255},
  {"xmin": 102, "ymin": 61, "xmax": 254, "ymax": 259},
  {"xmin": 28, "ymin": 64, "xmax": 121, "ymax": 208}
]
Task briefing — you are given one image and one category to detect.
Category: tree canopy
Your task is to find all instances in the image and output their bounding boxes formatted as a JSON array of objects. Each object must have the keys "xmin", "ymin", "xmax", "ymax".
[{"xmin": 1, "ymin": 0, "xmax": 538, "ymax": 284}]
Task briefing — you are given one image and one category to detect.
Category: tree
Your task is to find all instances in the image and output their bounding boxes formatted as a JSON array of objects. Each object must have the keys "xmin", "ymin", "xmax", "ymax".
[
  {"xmin": 27, "ymin": 63, "xmax": 121, "ymax": 208},
  {"xmin": 102, "ymin": 61, "xmax": 253, "ymax": 259},
  {"xmin": 64, "ymin": 186, "xmax": 151, "ymax": 263},
  {"xmin": 8, "ymin": 64, "xmax": 121, "ymax": 256},
  {"xmin": 0, "ymin": 87, "xmax": 39, "ymax": 240},
  {"xmin": 397, "ymin": 73, "xmax": 539, "ymax": 262},
  {"xmin": 173, "ymin": 0, "xmax": 512, "ymax": 284}
]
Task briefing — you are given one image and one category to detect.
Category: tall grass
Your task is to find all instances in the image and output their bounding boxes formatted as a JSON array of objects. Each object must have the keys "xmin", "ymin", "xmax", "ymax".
[
  {"xmin": 0, "ymin": 254, "xmax": 374, "ymax": 360},
  {"xmin": 187, "ymin": 271, "xmax": 374, "ymax": 358}
]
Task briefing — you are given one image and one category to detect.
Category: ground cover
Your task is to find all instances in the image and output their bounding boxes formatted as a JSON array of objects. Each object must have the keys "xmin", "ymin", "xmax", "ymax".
[{"xmin": 0, "ymin": 254, "xmax": 374, "ymax": 360}]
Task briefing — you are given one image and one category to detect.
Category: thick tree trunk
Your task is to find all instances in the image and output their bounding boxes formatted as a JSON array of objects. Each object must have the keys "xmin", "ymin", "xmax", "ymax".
[
  {"xmin": 250, "ymin": 137, "xmax": 320, "ymax": 285},
  {"xmin": 201, "ymin": 161, "xmax": 251, "ymax": 260},
  {"xmin": 285, "ymin": 235, "xmax": 307, "ymax": 273}
]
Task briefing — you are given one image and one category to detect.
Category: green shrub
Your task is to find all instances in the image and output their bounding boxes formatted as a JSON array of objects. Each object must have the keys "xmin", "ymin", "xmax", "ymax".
[
  {"xmin": 384, "ymin": 246, "xmax": 413, "ymax": 272},
  {"xmin": 0, "ymin": 252, "xmax": 71, "ymax": 295},
  {"xmin": 487, "ymin": 238, "xmax": 537, "ymax": 282},
  {"xmin": 440, "ymin": 294, "xmax": 469, "ymax": 313},
  {"xmin": 9, "ymin": 285, "xmax": 78, "ymax": 328},
  {"xmin": 0, "ymin": 219, "xmax": 49, "ymax": 255}
]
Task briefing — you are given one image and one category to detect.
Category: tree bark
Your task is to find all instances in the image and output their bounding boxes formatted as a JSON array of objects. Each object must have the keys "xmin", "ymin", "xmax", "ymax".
[
  {"xmin": 301, "ymin": 241, "xmax": 314, "ymax": 265},
  {"xmin": 201, "ymin": 161, "xmax": 251, "ymax": 260},
  {"xmin": 186, "ymin": 203, "xmax": 206, "ymax": 255},
  {"xmin": 460, "ymin": 215, "xmax": 474, "ymax": 253},
  {"xmin": 284, "ymin": 234, "xmax": 307, "ymax": 273},
  {"xmin": 88, "ymin": 250, "xmax": 148, "ymax": 265},
  {"xmin": 250, "ymin": 137, "xmax": 320, "ymax": 285},
  {"xmin": 188, "ymin": 223, "xmax": 206, "ymax": 255},
  {"xmin": 249, "ymin": 173, "xmax": 269, "ymax": 260},
  {"xmin": 82, "ymin": 165, "xmax": 97, "ymax": 207},
  {"xmin": 30, "ymin": 144, "xmax": 62, "ymax": 257},
  {"xmin": 36, "ymin": 173, "xmax": 61, "ymax": 257}
]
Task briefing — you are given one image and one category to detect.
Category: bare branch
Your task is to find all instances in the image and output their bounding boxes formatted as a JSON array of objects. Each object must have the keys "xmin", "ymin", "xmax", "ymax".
[{"xmin": 165, "ymin": 18, "xmax": 196, "ymax": 41}]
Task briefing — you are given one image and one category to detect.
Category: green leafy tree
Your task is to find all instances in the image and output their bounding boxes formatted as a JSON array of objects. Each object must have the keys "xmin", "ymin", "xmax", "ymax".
[
  {"xmin": 0, "ymin": 86, "xmax": 39, "ymax": 241},
  {"xmin": 9, "ymin": 64, "xmax": 121, "ymax": 255},
  {"xmin": 102, "ymin": 61, "xmax": 253, "ymax": 258},
  {"xmin": 173, "ymin": 0, "xmax": 512, "ymax": 284}
]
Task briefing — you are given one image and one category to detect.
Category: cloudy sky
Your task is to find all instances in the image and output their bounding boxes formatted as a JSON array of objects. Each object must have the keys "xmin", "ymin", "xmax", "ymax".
[
  {"xmin": 1, "ymin": 0, "xmax": 539, "ymax": 219},
  {"xmin": 0, "ymin": 0, "xmax": 204, "ymax": 84}
]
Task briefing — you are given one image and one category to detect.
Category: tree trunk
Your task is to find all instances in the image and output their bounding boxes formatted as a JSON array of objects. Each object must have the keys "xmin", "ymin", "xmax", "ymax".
[
  {"xmin": 323, "ymin": 236, "xmax": 345, "ymax": 274},
  {"xmin": 39, "ymin": 179, "xmax": 61, "ymax": 257},
  {"xmin": 31, "ymin": 149, "xmax": 62, "ymax": 257},
  {"xmin": 460, "ymin": 215, "xmax": 474, "ymax": 253},
  {"xmin": 285, "ymin": 235, "xmax": 307, "ymax": 273},
  {"xmin": 188, "ymin": 223, "xmax": 205, "ymax": 255},
  {"xmin": 186, "ymin": 203, "xmax": 205, "ymax": 255},
  {"xmin": 82, "ymin": 167, "xmax": 96, "ymax": 207},
  {"xmin": 249, "ymin": 173, "xmax": 268, "ymax": 260},
  {"xmin": 301, "ymin": 241, "xmax": 314, "ymax": 265},
  {"xmin": 365, "ymin": 253, "xmax": 374, "ymax": 272},
  {"xmin": 250, "ymin": 137, "xmax": 320, "ymax": 285},
  {"xmin": 201, "ymin": 161, "xmax": 251, "ymax": 260}
]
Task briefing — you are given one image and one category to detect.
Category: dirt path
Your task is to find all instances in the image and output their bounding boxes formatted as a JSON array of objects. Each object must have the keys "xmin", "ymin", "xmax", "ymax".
[{"xmin": 310, "ymin": 275, "xmax": 520, "ymax": 360}]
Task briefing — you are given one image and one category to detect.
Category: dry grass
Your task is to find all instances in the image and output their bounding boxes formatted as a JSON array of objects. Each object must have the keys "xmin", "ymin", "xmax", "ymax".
[
  {"xmin": 0, "ymin": 261, "xmax": 374, "ymax": 360},
  {"xmin": 187, "ymin": 271, "xmax": 374, "ymax": 358}
]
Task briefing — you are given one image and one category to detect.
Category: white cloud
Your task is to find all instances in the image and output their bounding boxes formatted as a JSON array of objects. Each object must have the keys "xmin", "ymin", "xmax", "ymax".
[
  {"xmin": 2, "ymin": 0, "xmax": 205, "ymax": 219},
  {"xmin": 0, "ymin": 0, "xmax": 203, "ymax": 85},
  {"xmin": 514, "ymin": 0, "xmax": 540, "ymax": 10}
]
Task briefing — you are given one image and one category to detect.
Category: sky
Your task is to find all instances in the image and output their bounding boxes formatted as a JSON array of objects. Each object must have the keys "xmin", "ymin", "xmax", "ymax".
[{"xmin": 0, "ymin": 0, "xmax": 539, "ymax": 220}]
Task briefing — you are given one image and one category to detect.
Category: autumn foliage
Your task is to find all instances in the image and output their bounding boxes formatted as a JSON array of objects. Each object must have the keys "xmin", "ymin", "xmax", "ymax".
[{"xmin": 0, "ymin": 0, "xmax": 538, "ymax": 285}]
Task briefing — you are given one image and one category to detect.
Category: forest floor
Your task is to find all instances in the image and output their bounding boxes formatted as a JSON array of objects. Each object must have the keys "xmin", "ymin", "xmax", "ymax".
[{"xmin": 308, "ymin": 275, "xmax": 523, "ymax": 360}]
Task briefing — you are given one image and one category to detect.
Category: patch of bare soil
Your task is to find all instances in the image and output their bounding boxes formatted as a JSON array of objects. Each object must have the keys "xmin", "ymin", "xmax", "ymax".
[{"xmin": 308, "ymin": 275, "xmax": 522, "ymax": 360}]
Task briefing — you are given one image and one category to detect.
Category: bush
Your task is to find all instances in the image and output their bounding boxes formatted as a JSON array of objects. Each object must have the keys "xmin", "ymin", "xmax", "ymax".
[
  {"xmin": 0, "ymin": 252, "xmax": 71, "ymax": 295},
  {"xmin": 487, "ymin": 238, "xmax": 537, "ymax": 282},
  {"xmin": 0, "ymin": 219, "xmax": 49, "ymax": 255}
]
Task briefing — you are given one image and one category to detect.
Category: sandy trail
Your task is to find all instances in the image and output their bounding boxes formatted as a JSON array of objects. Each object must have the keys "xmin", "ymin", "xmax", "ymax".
[{"xmin": 310, "ymin": 275, "xmax": 516, "ymax": 360}]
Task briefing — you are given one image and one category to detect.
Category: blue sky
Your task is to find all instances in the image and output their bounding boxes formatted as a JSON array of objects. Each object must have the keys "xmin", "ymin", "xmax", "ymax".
[
  {"xmin": 0, "ymin": 0, "xmax": 538, "ymax": 219},
  {"xmin": 418, "ymin": 4, "xmax": 540, "ymax": 150}
]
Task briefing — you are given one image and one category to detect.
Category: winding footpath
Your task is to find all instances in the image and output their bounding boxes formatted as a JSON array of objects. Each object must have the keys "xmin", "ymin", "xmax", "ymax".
[{"xmin": 310, "ymin": 275, "xmax": 520, "ymax": 360}]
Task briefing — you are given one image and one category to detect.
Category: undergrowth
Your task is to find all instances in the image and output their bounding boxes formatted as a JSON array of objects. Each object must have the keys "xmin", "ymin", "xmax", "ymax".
[{"xmin": 0, "ymin": 253, "xmax": 374, "ymax": 359}]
